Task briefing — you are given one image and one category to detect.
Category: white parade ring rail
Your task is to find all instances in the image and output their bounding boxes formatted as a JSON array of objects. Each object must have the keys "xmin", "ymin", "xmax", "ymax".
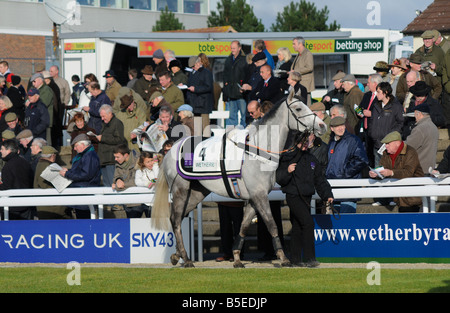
[{"xmin": 1, "ymin": 177, "xmax": 450, "ymax": 262}]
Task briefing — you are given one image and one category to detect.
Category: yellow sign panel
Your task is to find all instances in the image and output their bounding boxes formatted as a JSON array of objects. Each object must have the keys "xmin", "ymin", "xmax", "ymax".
[
  {"xmin": 139, "ymin": 41, "xmax": 234, "ymax": 57},
  {"xmin": 263, "ymin": 39, "xmax": 335, "ymax": 55},
  {"xmin": 64, "ymin": 42, "xmax": 96, "ymax": 53}
]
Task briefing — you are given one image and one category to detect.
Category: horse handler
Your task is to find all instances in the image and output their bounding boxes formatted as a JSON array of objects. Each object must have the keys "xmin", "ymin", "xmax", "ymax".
[{"xmin": 276, "ymin": 133, "xmax": 334, "ymax": 267}]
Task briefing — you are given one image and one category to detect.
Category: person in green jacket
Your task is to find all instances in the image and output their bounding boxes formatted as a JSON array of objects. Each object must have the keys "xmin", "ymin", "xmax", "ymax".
[{"xmin": 95, "ymin": 104, "xmax": 127, "ymax": 186}]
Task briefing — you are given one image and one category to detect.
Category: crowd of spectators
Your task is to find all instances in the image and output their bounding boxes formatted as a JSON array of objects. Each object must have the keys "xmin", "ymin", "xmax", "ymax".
[{"xmin": 0, "ymin": 30, "xmax": 449, "ymax": 224}]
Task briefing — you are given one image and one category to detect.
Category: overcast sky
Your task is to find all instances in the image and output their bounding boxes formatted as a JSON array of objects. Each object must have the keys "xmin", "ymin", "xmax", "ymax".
[{"xmin": 209, "ymin": 0, "xmax": 434, "ymax": 31}]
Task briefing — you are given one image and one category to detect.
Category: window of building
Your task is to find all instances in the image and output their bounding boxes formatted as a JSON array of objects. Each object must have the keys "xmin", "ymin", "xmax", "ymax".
[
  {"xmin": 184, "ymin": 0, "xmax": 207, "ymax": 14},
  {"xmin": 99, "ymin": 0, "xmax": 127, "ymax": 8},
  {"xmin": 129, "ymin": 0, "xmax": 152, "ymax": 10},
  {"xmin": 313, "ymin": 54, "xmax": 347, "ymax": 89},
  {"xmin": 157, "ymin": 0, "xmax": 178, "ymax": 12}
]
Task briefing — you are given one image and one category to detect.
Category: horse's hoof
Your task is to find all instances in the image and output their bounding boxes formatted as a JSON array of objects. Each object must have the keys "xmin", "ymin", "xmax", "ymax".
[
  {"xmin": 183, "ymin": 261, "xmax": 195, "ymax": 268},
  {"xmin": 170, "ymin": 254, "xmax": 180, "ymax": 266},
  {"xmin": 281, "ymin": 260, "xmax": 292, "ymax": 267},
  {"xmin": 233, "ymin": 261, "xmax": 245, "ymax": 268}
]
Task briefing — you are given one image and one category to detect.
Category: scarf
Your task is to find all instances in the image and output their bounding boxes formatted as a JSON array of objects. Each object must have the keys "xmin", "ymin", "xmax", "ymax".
[
  {"xmin": 72, "ymin": 145, "xmax": 94, "ymax": 165},
  {"xmin": 389, "ymin": 141, "xmax": 404, "ymax": 167}
]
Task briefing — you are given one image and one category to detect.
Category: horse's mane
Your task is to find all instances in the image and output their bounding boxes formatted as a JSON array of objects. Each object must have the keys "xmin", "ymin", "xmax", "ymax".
[{"xmin": 252, "ymin": 96, "xmax": 287, "ymax": 127}]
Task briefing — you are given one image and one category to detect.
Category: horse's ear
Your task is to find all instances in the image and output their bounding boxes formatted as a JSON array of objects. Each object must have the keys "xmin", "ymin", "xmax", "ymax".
[{"xmin": 287, "ymin": 88, "xmax": 295, "ymax": 103}]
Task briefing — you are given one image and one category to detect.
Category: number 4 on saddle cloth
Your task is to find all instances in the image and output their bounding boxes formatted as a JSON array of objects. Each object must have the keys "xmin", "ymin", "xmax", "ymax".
[{"xmin": 176, "ymin": 129, "xmax": 248, "ymax": 181}]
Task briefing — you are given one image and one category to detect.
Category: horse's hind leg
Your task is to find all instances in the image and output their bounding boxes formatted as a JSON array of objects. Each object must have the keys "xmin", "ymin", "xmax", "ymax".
[
  {"xmin": 232, "ymin": 203, "xmax": 255, "ymax": 268},
  {"xmin": 171, "ymin": 182, "xmax": 209, "ymax": 268}
]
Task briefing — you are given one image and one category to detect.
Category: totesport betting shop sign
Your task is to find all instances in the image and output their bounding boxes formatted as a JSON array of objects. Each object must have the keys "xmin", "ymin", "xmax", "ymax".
[{"xmin": 138, "ymin": 38, "xmax": 384, "ymax": 57}]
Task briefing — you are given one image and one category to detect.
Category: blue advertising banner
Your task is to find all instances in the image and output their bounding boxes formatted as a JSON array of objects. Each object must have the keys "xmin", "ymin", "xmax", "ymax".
[
  {"xmin": 0, "ymin": 218, "xmax": 191, "ymax": 264},
  {"xmin": 0, "ymin": 219, "xmax": 130, "ymax": 263},
  {"xmin": 314, "ymin": 213, "xmax": 450, "ymax": 262}
]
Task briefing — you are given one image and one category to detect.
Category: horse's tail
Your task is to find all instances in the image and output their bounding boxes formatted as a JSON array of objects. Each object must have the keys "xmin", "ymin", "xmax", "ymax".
[{"xmin": 151, "ymin": 169, "xmax": 171, "ymax": 231}]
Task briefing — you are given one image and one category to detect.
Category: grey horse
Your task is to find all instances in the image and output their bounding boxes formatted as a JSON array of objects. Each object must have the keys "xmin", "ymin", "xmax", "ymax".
[{"xmin": 152, "ymin": 91, "xmax": 326, "ymax": 268}]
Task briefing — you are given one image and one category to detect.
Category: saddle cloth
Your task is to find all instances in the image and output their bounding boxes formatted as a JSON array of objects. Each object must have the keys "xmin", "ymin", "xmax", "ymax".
[{"xmin": 176, "ymin": 129, "xmax": 248, "ymax": 180}]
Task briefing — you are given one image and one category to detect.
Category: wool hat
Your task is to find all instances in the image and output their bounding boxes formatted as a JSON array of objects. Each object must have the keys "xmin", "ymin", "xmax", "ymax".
[
  {"xmin": 381, "ymin": 131, "xmax": 402, "ymax": 144},
  {"xmin": 2, "ymin": 130, "xmax": 15, "ymax": 140},
  {"xmin": 27, "ymin": 88, "xmax": 40, "ymax": 96},
  {"xmin": 169, "ymin": 59, "xmax": 182, "ymax": 70},
  {"xmin": 252, "ymin": 52, "xmax": 266, "ymax": 63},
  {"xmin": 71, "ymin": 133, "xmax": 89, "ymax": 145},
  {"xmin": 341, "ymin": 74, "xmax": 356, "ymax": 83},
  {"xmin": 330, "ymin": 116, "xmax": 346, "ymax": 127},
  {"xmin": 4, "ymin": 112, "xmax": 17, "ymax": 122},
  {"xmin": 177, "ymin": 104, "xmax": 193, "ymax": 112},
  {"xmin": 373, "ymin": 61, "xmax": 389, "ymax": 72},
  {"xmin": 30, "ymin": 73, "xmax": 43, "ymax": 82},
  {"xmin": 309, "ymin": 102, "xmax": 325, "ymax": 112},
  {"xmin": 11, "ymin": 75, "xmax": 21, "ymax": 85},
  {"xmin": 332, "ymin": 72, "xmax": 346, "ymax": 81},
  {"xmin": 153, "ymin": 49, "xmax": 164, "ymax": 59},
  {"xmin": 409, "ymin": 53, "xmax": 424, "ymax": 64},
  {"xmin": 409, "ymin": 81, "xmax": 431, "ymax": 97},
  {"xmin": 141, "ymin": 65, "xmax": 154, "ymax": 75},
  {"xmin": 16, "ymin": 129, "xmax": 33, "ymax": 139},
  {"xmin": 41, "ymin": 145, "xmax": 58, "ymax": 155},
  {"xmin": 120, "ymin": 94, "xmax": 134, "ymax": 109}
]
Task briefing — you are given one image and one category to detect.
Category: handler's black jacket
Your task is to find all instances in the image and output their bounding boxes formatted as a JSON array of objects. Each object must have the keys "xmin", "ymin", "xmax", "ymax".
[{"xmin": 276, "ymin": 148, "xmax": 333, "ymax": 200}]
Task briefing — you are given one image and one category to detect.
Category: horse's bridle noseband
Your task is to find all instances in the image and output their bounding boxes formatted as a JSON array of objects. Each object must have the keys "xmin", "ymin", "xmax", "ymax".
[{"xmin": 286, "ymin": 98, "xmax": 319, "ymax": 135}]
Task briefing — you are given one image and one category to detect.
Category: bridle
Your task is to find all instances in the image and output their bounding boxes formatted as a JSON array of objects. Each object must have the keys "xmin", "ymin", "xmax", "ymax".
[
  {"xmin": 286, "ymin": 97, "xmax": 319, "ymax": 135},
  {"xmin": 236, "ymin": 98, "xmax": 320, "ymax": 156}
]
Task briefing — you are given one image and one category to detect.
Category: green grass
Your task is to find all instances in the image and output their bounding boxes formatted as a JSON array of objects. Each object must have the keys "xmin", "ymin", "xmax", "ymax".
[{"xmin": 0, "ymin": 267, "xmax": 449, "ymax": 293}]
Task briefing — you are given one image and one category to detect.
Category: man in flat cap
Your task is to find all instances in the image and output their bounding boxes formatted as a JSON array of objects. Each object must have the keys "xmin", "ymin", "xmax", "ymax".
[
  {"xmin": 405, "ymin": 102, "xmax": 438, "ymax": 173},
  {"xmin": 309, "ymin": 101, "xmax": 331, "ymax": 144},
  {"xmin": 4, "ymin": 112, "xmax": 22, "ymax": 136},
  {"xmin": 369, "ymin": 131, "xmax": 424, "ymax": 212},
  {"xmin": 322, "ymin": 71, "xmax": 346, "ymax": 110},
  {"xmin": 30, "ymin": 72, "xmax": 55, "ymax": 144},
  {"xmin": 325, "ymin": 116, "xmax": 368, "ymax": 213},
  {"xmin": 341, "ymin": 74, "xmax": 364, "ymax": 131},
  {"xmin": 415, "ymin": 30, "xmax": 445, "ymax": 84},
  {"xmin": 59, "ymin": 133, "xmax": 101, "ymax": 219},
  {"xmin": 396, "ymin": 53, "xmax": 442, "ymax": 104},
  {"xmin": 24, "ymin": 88, "xmax": 50, "ymax": 141}
]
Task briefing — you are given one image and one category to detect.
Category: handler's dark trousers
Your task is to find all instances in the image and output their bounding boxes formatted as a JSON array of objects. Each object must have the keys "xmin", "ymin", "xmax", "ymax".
[{"xmin": 286, "ymin": 194, "xmax": 315, "ymax": 263}]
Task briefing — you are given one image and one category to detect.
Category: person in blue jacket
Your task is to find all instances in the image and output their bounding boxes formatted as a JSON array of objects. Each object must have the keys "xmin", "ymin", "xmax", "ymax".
[
  {"xmin": 326, "ymin": 116, "xmax": 369, "ymax": 213},
  {"xmin": 59, "ymin": 133, "xmax": 101, "ymax": 218}
]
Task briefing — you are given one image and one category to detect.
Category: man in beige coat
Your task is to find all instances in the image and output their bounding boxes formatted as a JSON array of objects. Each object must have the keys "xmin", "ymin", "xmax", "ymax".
[
  {"xmin": 405, "ymin": 103, "xmax": 438, "ymax": 173},
  {"xmin": 291, "ymin": 36, "xmax": 314, "ymax": 105}
]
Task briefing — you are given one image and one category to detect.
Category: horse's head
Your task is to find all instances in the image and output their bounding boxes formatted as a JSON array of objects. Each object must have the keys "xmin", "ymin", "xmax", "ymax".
[{"xmin": 286, "ymin": 91, "xmax": 327, "ymax": 137}]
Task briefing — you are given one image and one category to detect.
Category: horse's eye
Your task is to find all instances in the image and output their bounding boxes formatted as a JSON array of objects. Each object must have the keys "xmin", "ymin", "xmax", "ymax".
[{"xmin": 295, "ymin": 108, "xmax": 302, "ymax": 112}]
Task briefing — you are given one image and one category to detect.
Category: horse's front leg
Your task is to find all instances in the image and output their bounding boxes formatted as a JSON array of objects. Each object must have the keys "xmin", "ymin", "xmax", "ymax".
[
  {"xmin": 254, "ymin": 198, "xmax": 291, "ymax": 267},
  {"xmin": 232, "ymin": 203, "xmax": 255, "ymax": 268}
]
